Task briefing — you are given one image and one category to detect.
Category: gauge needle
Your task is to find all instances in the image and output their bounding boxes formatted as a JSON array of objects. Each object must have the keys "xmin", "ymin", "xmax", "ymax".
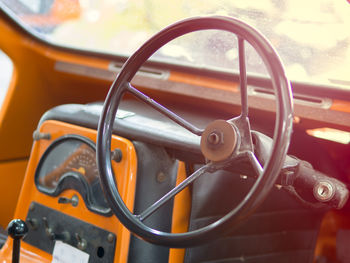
[{"xmin": 72, "ymin": 167, "xmax": 86, "ymax": 175}]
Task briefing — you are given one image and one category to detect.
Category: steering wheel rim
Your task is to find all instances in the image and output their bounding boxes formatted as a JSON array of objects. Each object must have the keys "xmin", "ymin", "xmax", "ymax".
[{"xmin": 97, "ymin": 16, "xmax": 293, "ymax": 247}]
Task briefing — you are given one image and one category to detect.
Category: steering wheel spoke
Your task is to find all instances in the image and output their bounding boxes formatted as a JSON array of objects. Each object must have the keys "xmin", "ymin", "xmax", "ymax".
[
  {"xmin": 137, "ymin": 163, "xmax": 216, "ymax": 222},
  {"xmin": 238, "ymin": 37, "xmax": 248, "ymax": 118},
  {"xmin": 126, "ymin": 83, "xmax": 203, "ymax": 136},
  {"xmin": 246, "ymin": 151, "xmax": 264, "ymax": 177}
]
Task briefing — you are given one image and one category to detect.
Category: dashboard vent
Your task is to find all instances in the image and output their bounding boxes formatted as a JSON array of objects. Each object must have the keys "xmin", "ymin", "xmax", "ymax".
[{"xmin": 250, "ymin": 87, "xmax": 332, "ymax": 109}]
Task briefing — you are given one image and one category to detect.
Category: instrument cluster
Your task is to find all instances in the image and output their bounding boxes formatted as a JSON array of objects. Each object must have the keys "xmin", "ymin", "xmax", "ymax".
[{"xmin": 35, "ymin": 135, "xmax": 111, "ymax": 216}]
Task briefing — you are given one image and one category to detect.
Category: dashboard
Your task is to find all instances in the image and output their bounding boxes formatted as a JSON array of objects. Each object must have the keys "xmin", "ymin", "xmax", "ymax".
[{"xmin": 1, "ymin": 96, "xmax": 347, "ymax": 262}]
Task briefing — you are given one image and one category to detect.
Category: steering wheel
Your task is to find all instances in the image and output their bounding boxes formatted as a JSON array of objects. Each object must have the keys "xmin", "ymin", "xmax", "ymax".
[{"xmin": 97, "ymin": 16, "xmax": 293, "ymax": 248}]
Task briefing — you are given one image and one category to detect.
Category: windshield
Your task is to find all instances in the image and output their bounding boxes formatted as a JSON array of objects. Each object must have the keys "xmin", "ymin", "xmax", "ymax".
[{"xmin": 1, "ymin": 0, "xmax": 350, "ymax": 87}]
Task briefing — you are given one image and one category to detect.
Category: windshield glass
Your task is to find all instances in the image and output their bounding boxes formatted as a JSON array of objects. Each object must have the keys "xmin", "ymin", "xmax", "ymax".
[{"xmin": 1, "ymin": 0, "xmax": 350, "ymax": 87}]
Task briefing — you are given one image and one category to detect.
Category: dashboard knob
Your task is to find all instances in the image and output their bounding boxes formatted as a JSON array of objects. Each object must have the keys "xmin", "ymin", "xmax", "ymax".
[
  {"xmin": 7, "ymin": 219, "xmax": 28, "ymax": 263},
  {"xmin": 7, "ymin": 219, "xmax": 28, "ymax": 239}
]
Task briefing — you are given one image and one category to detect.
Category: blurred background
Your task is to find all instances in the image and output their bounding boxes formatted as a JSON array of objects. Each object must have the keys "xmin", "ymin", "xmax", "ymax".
[{"xmin": 1, "ymin": 0, "xmax": 350, "ymax": 90}]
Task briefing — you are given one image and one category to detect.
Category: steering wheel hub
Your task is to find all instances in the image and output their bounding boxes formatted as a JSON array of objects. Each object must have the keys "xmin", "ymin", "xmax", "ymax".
[{"xmin": 200, "ymin": 120, "xmax": 238, "ymax": 162}]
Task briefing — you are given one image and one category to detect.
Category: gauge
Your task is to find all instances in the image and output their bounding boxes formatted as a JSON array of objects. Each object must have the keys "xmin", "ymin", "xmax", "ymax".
[{"xmin": 35, "ymin": 135, "xmax": 111, "ymax": 216}]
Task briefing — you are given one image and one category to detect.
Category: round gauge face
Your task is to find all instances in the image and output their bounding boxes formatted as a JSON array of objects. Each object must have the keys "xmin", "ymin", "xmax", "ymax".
[{"xmin": 35, "ymin": 135, "xmax": 110, "ymax": 215}]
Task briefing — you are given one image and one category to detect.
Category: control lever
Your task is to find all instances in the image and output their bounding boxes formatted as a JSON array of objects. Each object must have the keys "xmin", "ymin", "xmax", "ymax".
[
  {"xmin": 280, "ymin": 160, "xmax": 349, "ymax": 209},
  {"xmin": 252, "ymin": 131, "xmax": 349, "ymax": 209},
  {"xmin": 7, "ymin": 219, "xmax": 28, "ymax": 263},
  {"xmin": 75, "ymin": 233, "xmax": 87, "ymax": 250},
  {"xmin": 58, "ymin": 195, "xmax": 78, "ymax": 207},
  {"xmin": 42, "ymin": 217, "xmax": 70, "ymax": 241}
]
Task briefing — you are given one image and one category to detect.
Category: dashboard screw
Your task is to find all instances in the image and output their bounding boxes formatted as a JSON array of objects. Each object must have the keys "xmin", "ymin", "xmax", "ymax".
[
  {"xmin": 111, "ymin": 149, "xmax": 122, "ymax": 162},
  {"xmin": 107, "ymin": 233, "xmax": 114, "ymax": 243},
  {"xmin": 32, "ymin": 130, "xmax": 51, "ymax": 141}
]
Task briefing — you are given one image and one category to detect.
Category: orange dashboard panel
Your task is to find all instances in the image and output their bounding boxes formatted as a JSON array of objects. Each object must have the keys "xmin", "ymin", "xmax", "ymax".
[{"xmin": 0, "ymin": 120, "xmax": 138, "ymax": 263}]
